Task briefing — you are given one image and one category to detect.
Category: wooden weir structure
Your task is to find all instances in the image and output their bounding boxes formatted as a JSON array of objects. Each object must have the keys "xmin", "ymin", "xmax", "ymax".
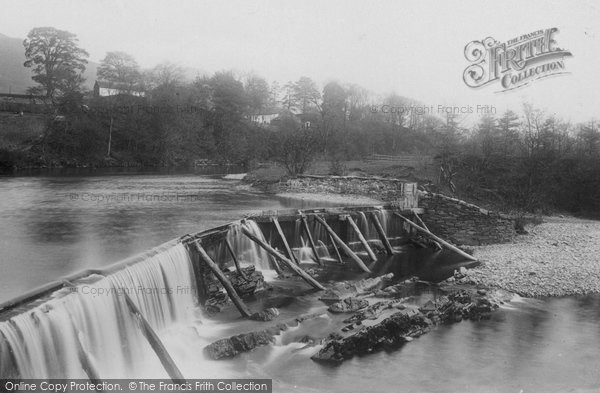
[{"xmin": 0, "ymin": 202, "xmax": 478, "ymax": 381}]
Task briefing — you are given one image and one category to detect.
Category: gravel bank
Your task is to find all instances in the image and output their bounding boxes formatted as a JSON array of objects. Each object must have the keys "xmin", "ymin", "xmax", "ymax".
[{"xmin": 467, "ymin": 217, "xmax": 600, "ymax": 297}]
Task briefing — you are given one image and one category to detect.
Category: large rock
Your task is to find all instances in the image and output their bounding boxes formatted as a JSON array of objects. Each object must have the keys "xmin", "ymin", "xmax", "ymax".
[
  {"xmin": 250, "ymin": 307, "xmax": 280, "ymax": 321},
  {"xmin": 204, "ymin": 313, "xmax": 323, "ymax": 360},
  {"xmin": 312, "ymin": 289, "xmax": 501, "ymax": 364},
  {"xmin": 204, "ymin": 266, "xmax": 265, "ymax": 313},
  {"xmin": 204, "ymin": 323, "xmax": 287, "ymax": 360},
  {"xmin": 206, "ymin": 265, "xmax": 265, "ymax": 298},
  {"xmin": 311, "ymin": 312, "xmax": 431, "ymax": 363},
  {"xmin": 319, "ymin": 274, "xmax": 394, "ymax": 301},
  {"xmin": 328, "ymin": 297, "xmax": 369, "ymax": 313}
]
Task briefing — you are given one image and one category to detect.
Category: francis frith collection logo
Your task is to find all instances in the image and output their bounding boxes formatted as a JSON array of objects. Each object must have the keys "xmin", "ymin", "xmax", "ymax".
[{"xmin": 463, "ymin": 28, "xmax": 572, "ymax": 92}]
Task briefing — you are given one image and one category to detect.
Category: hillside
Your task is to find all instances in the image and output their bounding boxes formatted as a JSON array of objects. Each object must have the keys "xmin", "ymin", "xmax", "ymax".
[{"xmin": 0, "ymin": 32, "xmax": 97, "ymax": 94}]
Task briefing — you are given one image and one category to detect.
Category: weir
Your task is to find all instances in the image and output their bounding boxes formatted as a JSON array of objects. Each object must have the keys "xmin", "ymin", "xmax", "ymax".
[
  {"xmin": 0, "ymin": 204, "xmax": 475, "ymax": 379},
  {"xmin": 0, "ymin": 243, "xmax": 196, "ymax": 378}
]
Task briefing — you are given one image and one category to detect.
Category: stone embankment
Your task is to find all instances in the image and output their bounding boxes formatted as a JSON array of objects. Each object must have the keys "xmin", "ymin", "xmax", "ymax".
[{"xmin": 419, "ymin": 191, "xmax": 515, "ymax": 246}]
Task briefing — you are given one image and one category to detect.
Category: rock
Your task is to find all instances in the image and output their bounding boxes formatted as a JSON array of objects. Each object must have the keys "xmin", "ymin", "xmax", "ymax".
[
  {"xmin": 311, "ymin": 312, "xmax": 431, "ymax": 363},
  {"xmin": 328, "ymin": 297, "xmax": 369, "ymax": 313},
  {"xmin": 297, "ymin": 335, "xmax": 317, "ymax": 344},
  {"xmin": 328, "ymin": 332, "xmax": 343, "ymax": 341},
  {"xmin": 205, "ymin": 292, "xmax": 229, "ymax": 313},
  {"xmin": 203, "ymin": 266, "xmax": 266, "ymax": 313},
  {"xmin": 319, "ymin": 284, "xmax": 359, "ymax": 301},
  {"xmin": 204, "ymin": 323, "xmax": 287, "ymax": 360},
  {"xmin": 358, "ymin": 273, "xmax": 394, "ymax": 291},
  {"xmin": 419, "ymin": 300, "xmax": 437, "ymax": 312},
  {"xmin": 312, "ymin": 288, "xmax": 504, "ymax": 364},
  {"xmin": 319, "ymin": 274, "xmax": 394, "ymax": 301},
  {"xmin": 342, "ymin": 301, "xmax": 390, "ymax": 324},
  {"xmin": 250, "ymin": 307, "xmax": 280, "ymax": 321}
]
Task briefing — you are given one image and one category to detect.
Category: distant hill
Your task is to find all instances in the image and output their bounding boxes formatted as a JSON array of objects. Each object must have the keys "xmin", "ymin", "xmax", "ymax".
[{"xmin": 0, "ymin": 33, "xmax": 98, "ymax": 94}]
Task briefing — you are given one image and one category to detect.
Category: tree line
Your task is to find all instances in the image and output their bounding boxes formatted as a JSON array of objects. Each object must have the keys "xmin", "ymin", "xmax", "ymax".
[{"xmin": 9, "ymin": 27, "xmax": 600, "ymax": 216}]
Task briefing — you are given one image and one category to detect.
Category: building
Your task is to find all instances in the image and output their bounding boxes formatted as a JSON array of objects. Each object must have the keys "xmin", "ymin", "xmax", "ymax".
[
  {"xmin": 0, "ymin": 93, "xmax": 50, "ymax": 114},
  {"xmin": 93, "ymin": 81, "xmax": 145, "ymax": 98},
  {"xmin": 249, "ymin": 113, "xmax": 280, "ymax": 125}
]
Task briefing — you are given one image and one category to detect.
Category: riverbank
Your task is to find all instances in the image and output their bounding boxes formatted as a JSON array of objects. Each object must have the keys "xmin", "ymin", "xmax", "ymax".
[
  {"xmin": 246, "ymin": 172, "xmax": 600, "ymax": 298},
  {"xmin": 466, "ymin": 217, "xmax": 600, "ymax": 297}
]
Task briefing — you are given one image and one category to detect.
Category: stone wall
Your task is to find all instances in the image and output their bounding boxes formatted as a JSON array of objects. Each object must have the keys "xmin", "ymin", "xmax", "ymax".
[
  {"xmin": 419, "ymin": 192, "xmax": 515, "ymax": 246},
  {"xmin": 285, "ymin": 176, "xmax": 418, "ymax": 210}
]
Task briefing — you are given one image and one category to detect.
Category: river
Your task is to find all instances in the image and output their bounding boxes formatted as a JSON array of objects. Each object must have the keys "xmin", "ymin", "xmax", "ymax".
[
  {"xmin": 0, "ymin": 168, "xmax": 295, "ymax": 304},
  {"xmin": 1, "ymin": 170, "xmax": 600, "ymax": 392}
]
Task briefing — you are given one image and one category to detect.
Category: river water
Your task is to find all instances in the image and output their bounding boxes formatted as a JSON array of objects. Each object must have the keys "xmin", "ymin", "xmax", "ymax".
[
  {"xmin": 1, "ymin": 170, "xmax": 600, "ymax": 392},
  {"xmin": 0, "ymin": 168, "xmax": 295, "ymax": 304}
]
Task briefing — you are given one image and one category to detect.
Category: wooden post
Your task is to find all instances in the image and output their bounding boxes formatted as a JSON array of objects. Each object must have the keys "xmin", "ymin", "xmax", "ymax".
[
  {"xmin": 123, "ymin": 292, "xmax": 186, "ymax": 382},
  {"xmin": 412, "ymin": 212, "xmax": 443, "ymax": 250},
  {"xmin": 345, "ymin": 215, "xmax": 378, "ymax": 262},
  {"xmin": 107, "ymin": 115, "xmax": 113, "ymax": 157},
  {"xmin": 312, "ymin": 215, "xmax": 372, "ymax": 273},
  {"xmin": 184, "ymin": 242, "xmax": 208, "ymax": 302},
  {"xmin": 239, "ymin": 222, "xmax": 282, "ymax": 274},
  {"xmin": 300, "ymin": 216, "xmax": 323, "ymax": 266},
  {"xmin": 241, "ymin": 227, "xmax": 325, "ymax": 290},
  {"xmin": 225, "ymin": 238, "xmax": 248, "ymax": 280},
  {"xmin": 393, "ymin": 212, "xmax": 477, "ymax": 261},
  {"xmin": 329, "ymin": 233, "xmax": 344, "ymax": 264},
  {"xmin": 369, "ymin": 212, "xmax": 394, "ymax": 255},
  {"xmin": 193, "ymin": 241, "xmax": 253, "ymax": 318},
  {"xmin": 272, "ymin": 217, "xmax": 299, "ymax": 265}
]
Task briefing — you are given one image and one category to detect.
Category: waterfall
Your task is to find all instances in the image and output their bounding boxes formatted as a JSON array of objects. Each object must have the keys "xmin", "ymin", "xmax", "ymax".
[
  {"xmin": 374, "ymin": 208, "xmax": 408, "ymax": 246},
  {"xmin": 297, "ymin": 240, "xmax": 316, "ymax": 264},
  {"xmin": 227, "ymin": 220, "xmax": 273, "ymax": 271},
  {"xmin": 0, "ymin": 243, "xmax": 197, "ymax": 378},
  {"xmin": 295, "ymin": 238, "xmax": 332, "ymax": 264},
  {"xmin": 316, "ymin": 240, "xmax": 332, "ymax": 259},
  {"xmin": 311, "ymin": 219, "xmax": 328, "ymax": 243},
  {"xmin": 357, "ymin": 212, "xmax": 374, "ymax": 240}
]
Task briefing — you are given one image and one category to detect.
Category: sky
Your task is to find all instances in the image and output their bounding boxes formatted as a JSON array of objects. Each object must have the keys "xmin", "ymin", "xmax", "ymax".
[{"xmin": 1, "ymin": 0, "xmax": 599, "ymax": 125}]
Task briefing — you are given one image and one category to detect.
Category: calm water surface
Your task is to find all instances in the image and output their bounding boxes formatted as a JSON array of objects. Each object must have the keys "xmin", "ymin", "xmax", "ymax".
[{"xmin": 0, "ymin": 168, "xmax": 301, "ymax": 303}]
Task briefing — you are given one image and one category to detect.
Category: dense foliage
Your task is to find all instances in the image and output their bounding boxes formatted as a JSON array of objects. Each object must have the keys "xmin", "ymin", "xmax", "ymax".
[{"xmin": 10, "ymin": 27, "xmax": 600, "ymax": 217}]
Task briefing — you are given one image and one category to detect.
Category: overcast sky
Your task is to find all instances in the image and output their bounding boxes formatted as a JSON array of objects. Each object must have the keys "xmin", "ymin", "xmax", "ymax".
[{"xmin": 1, "ymin": 0, "xmax": 598, "ymax": 124}]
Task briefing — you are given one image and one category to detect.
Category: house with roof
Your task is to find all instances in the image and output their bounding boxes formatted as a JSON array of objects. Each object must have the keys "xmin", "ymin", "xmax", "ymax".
[
  {"xmin": 250, "ymin": 113, "xmax": 280, "ymax": 125},
  {"xmin": 93, "ymin": 81, "xmax": 145, "ymax": 98}
]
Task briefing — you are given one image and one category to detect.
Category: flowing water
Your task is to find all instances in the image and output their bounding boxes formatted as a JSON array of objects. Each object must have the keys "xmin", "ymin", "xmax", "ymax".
[
  {"xmin": 0, "ymin": 168, "xmax": 290, "ymax": 304},
  {"xmin": 1, "ymin": 170, "xmax": 600, "ymax": 392}
]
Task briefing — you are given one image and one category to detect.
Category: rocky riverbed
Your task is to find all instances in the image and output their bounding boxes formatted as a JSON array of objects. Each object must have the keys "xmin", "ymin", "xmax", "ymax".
[
  {"xmin": 202, "ymin": 271, "xmax": 510, "ymax": 364},
  {"xmin": 468, "ymin": 216, "xmax": 600, "ymax": 297}
]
